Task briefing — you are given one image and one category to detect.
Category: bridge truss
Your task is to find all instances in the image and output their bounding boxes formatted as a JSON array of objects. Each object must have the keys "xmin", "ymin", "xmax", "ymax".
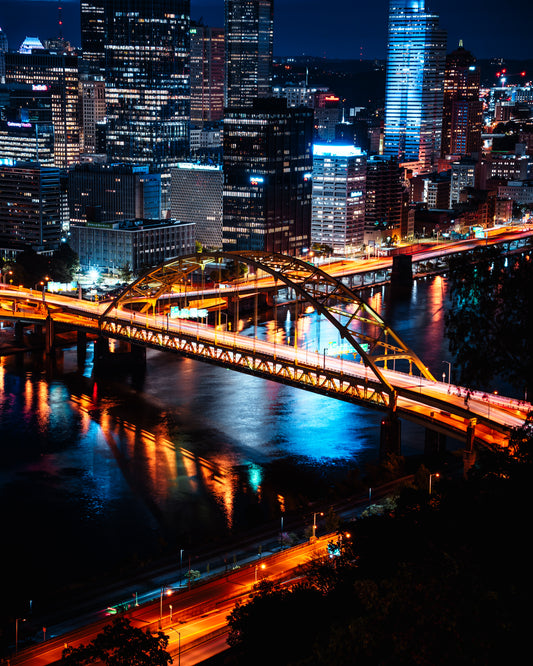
[{"xmin": 101, "ymin": 251, "xmax": 435, "ymax": 411}]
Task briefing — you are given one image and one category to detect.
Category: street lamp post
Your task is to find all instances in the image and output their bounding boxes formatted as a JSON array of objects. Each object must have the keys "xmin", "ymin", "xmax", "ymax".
[
  {"xmin": 15, "ymin": 617, "xmax": 25, "ymax": 653},
  {"xmin": 442, "ymin": 361, "xmax": 451, "ymax": 385},
  {"xmin": 312, "ymin": 511, "xmax": 323, "ymax": 539},
  {"xmin": 429, "ymin": 472, "xmax": 440, "ymax": 495}
]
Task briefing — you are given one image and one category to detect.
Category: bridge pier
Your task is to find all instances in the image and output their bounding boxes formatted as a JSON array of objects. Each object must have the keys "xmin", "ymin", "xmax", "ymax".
[
  {"xmin": 93, "ymin": 337, "xmax": 147, "ymax": 371},
  {"xmin": 44, "ymin": 315, "xmax": 54, "ymax": 354},
  {"xmin": 380, "ymin": 412, "xmax": 401, "ymax": 458},
  {"xmin": 14, "ymin": 321, "xmax": 24, "ymax": 344},
  {"xmin": 77, "ymin": 330, "xmax": 87, "ymax": 365},
  {"xmin": 424, "ymin": 428, "xmax": 446, "ymax": 456},
  {"xmin": 391, "ymin": 255, "xmax": 412, "ymax": 287},
  {"xmin": 465, "ymin": 417, "xmax": 477, "ymax": 453}
]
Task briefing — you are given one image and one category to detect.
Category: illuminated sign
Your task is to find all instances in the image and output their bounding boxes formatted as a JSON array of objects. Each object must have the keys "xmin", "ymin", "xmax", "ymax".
[
  {"xmin": 303, "ymin": 173, "xmax": 312, "ymax": 181},
  {"xmin": 249, "ymin": 175, "xmax": 264, "ymax": 185},
  {"xmin": 170, "ymin": 306, "xmax": 208, "ymax": 319},
  {"xmin": 313, "ymin": 144, "xmax": 363, "ymax": 158},
  {"xmin": 32, "ymin": 84, "xmax": 48, "ymax": 91},
  {"xmin": 7, "ymin": 121, "xmax": 32, "ymax": 128},
  {"xmin": 350, "ymin": 190, "xmax": 364, "ymax": 198}
]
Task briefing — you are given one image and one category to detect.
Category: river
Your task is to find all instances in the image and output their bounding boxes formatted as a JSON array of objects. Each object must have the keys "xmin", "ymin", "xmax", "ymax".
[{"xmin": 0, "ymin": 276, "xmax": 473, "ymax": 624}]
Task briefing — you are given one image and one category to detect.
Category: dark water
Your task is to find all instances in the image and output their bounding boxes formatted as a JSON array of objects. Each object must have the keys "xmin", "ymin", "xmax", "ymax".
[{"xmin": 0, "ymin": 277, "xmax": 463, "ymax": 620}]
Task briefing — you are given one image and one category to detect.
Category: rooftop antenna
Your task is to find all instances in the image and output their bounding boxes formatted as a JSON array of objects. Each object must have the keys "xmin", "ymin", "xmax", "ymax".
[{"xmin": 58, "ymin": 5, "xmax": 63, "ymax": 40}]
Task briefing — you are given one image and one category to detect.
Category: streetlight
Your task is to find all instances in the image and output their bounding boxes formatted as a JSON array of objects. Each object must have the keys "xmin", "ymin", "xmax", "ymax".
[
  {"xmin": 15, "ymin": 617, "xmax": 26, "ymax": 653},
  {"xmin": 429, "ymin": 472, "xmax": 440, "ymax": 495},
  {"xmin": 179, "ymin": 549, "xmax": 184, "ymax": 587},
  {"xmin": 442, "ymin": 361, "xmax": 451, "ymax": 385},
  {"xmin": 159, "ymin": 586, "xmax": 172, "ymax": 629},
  {"xmin": 312, "ymin": 511, "xmax": 324, "ymax": 539},
  {"xmin": 255, "ymin": 563, "xmax": 265, "ymax": 582}
]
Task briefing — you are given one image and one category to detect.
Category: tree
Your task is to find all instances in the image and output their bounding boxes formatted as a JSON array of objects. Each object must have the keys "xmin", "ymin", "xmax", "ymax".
[
  {"xmin": 49, "ymin": 243, "xmax": 80, "ymax": 283},
  {"xmin": 59, "ymin": 617, "xmax": 172, "ymax": 666}
]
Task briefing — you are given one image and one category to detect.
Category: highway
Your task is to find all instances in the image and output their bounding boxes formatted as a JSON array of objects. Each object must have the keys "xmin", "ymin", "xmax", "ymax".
[{"xmin": 9, "ymin": 535, "xmax": 335, "ymax": 665}]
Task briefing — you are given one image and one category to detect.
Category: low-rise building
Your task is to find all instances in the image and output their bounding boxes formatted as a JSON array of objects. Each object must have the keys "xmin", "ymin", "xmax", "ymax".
[{"xmin": 69, "ymin": 218, "xmax": 195, "ymax": 273}]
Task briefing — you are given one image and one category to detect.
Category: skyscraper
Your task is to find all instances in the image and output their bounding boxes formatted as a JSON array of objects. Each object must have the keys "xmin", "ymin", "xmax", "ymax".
[
  {"xmin": 80, "ymin": 1, "xmax": 106, "ymax": 79},
  {"xmin": 441, "ymin": 42, "xmax": 482, "ymax": 158},
  {"xmin": 225, "ymin": 0, "xmax": 273, "ymax": 108},
  {"xmin": 384, "ymin": 0, "xmax": 446, "ymax": 174},
  {"xmin": 5, "ymin": 51, "xmax": 81, "ymax": 168},
  {"xmin": 190, "ymin": 23, "xmax": 225, "ymax": 125},
  {"xmin": 103, "ymin": 0, "xmax": 190, "ymax": 168},
  {"xmin": 223, "ymin": 98, "xmax": 313, "ymax": 254},
  {"xmin": 311, "ymin": 144, "xmax": 367, "ymax": 254}
]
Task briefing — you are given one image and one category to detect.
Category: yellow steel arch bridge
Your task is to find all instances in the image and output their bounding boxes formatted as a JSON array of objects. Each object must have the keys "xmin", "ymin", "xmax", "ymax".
[{"xmin": 0, "ymin": 251, "xmax": 529, "ymax": 450}]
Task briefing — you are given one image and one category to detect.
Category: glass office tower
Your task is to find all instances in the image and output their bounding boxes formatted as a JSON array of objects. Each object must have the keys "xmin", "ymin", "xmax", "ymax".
[
  {"xmin": 225, "ymin": 0, "xmax": 273, "ymax": 107},
  {"xmin": 104, "ymin": 0, "xmax": 190, "ymax": 168},
  {"xmin": 384, "ymin": 0, "xmax": 446, "ymax": 174}
]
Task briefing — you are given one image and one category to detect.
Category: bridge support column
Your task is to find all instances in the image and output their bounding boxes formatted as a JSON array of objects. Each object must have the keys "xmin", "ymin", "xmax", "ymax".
[
  {"xmin": 391, "ymin": 255, "xmax": 412, "ymax": 286},
  {"xmin": 380, "ymin": 412, "xmax": 401, "ymax": 458},
  {"xmin": 93, "ymin": 336, "xmax": 109, "ymax": 368},
  {"xmin": 77, "ymin": 330, "xmax": 87, "ymax": 364},
  {"xmin": 14, "ymin": 321, "xmax": 24, "ymax": 344},
  {"xmin": 424, "ymin": 428, "xmax": 446, "ymax": 456},
  {"xmin": 130, "ymin": 344, "xmax": 146, "ymax": 366},
  {"xmin": 465, "ymin": 418, "xmax": 477, "ymax": 453},
  {"xmin": 44, "ymin": 315, "xmax": 54, "ymax": 354}
]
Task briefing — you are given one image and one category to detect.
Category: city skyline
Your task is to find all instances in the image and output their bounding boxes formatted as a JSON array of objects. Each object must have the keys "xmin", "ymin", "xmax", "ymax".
[{"xmin": 0, "ymin": 0, "xmax": 531, "ymax": 61}]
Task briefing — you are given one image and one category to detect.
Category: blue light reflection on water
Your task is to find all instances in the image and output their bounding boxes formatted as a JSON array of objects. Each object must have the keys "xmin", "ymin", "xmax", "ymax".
[{"xmin": 0, "ymin": 277, "xmax": 453, "ymax": 615}]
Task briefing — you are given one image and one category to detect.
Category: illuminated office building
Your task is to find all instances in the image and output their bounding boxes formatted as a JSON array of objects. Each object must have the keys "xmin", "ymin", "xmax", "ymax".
[
  {"xmin": 68, "ymin": 163, "xmax": 161, "ymax": 225},
  {"xmin": 5, "ymin": 51, "xmax": 81, "ymax": 168},
  {"xmin": 0, "ymin": 27, "xmax": 7, "ymax": 83},
  {"xmin": 80, "ymin": 1, "xmax": 106, "ymax": 78},
  {"xmin": 384, "ymin": 0, "xmax": 446, "ymax": 174},
  {"xmin": 223, "ymin": 98, "xmax": 313, "ymax": 254},
  {"xmin": 190, "ymin": 23, "xmax": 225, "ymax": 125},
  {"xmin": 441, "ymin": 43, "xmax": 482, "ymax": 158},
  {"xmin": 103, "ymin": 0, "xmax": 190, "ymax": 168},
  {"xmin": 311, "ymin": 144, "xmax": 366, "ymax": 254},
  {"xmin": 171, "ymin": 163, "xmax": 223, "ymax": 249},
  {"xmin": 225, "ymin": 0, "xmax": 273, "ymax": 107},
  {"xmin": 81, "ymin": 80, "xmax": 106, "ymax": 155},
  {"xmin": 0, "ymin": 163, "xmax": 62, "ymax": 247},
  {"xmin": 364, "ymin": 155, "xmax": 406, "ymax": 244}
]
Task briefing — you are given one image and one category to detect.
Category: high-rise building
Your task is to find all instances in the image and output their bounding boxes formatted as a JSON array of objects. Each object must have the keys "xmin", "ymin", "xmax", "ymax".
[
  {"xmin": 190, "ymin": 23, "xmax": 225, "ymax": 125},
  {"xmin": 225, "ymin": 0, "xmax": 273, "ymax": 108},
  {"xmin": 364, "ymin": 155, "xmax": 406, "ymax": 243},
  {"xmin": 441, "ymin": 42, "xmax": 482, "ymax": 158},
  {"xmin": 5, "ymin": 51, "xmax": 81, "ymax": 168},
  {"xmin": 103, "ymin": 0, "xmax": 190, "ymax": 167},
  {"xmin": 384, "ymin": 0, "xmax": 446, "ymax": 174},
  {"xmin": 80, "ymin": 1, "xmax": 106, "ymax": 79},
  {"xmin": 311, "ymin": 144, "xmax": 367, "ymax": 255},
  {"xmin": 68, "ymin": 163, "xmax": 161, "ymax": 225},
  {"xmin": 81, "ymin": 80, "xmax": 106, "ymax": 155},
  {"xmin": 0, "ymin": 26, "xmax": 8, "ymax": 83},
  {"xmin": 0, "ymin": 163, "xmax": 62, "ymax": 248},
  {"xmin": 171, "ymin": 163, "xmax": 223, "ymax": 249},
  {"xmin": 223, "ymin": 98, "xmax": 313, "ymax": 254}
]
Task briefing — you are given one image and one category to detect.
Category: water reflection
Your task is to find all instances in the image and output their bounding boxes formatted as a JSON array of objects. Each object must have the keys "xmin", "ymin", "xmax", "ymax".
[{"xmin": 0, "ymin": 278, "xmax": 454, "ymax": 615}]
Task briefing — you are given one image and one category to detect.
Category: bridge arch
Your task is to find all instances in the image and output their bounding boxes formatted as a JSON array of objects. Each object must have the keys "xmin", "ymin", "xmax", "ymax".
[{"xmin": 100, "ymin": 251, "xmax": 435, "ymax": 405}]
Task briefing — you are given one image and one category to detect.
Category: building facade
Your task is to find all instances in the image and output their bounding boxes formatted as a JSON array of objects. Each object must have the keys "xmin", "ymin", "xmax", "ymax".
[
  {"xmin": 223, "ymin": 98, "xmax": 313, "ymax": 254},
  {"xmin": 0, "ymin": 163, "xmax": 62, "ymax": 247},
  {"xmin": 384, "ymin": 0, "xmax": 446, "ymax": 174},
  {"xmin": 441, "ymin": 43, "xmax": 482, "ymax": 158},
  {"xmin": 69, "ymin": 218, "xmax": 195, "ymax": 273},
  {"xmin": 81, "ymin": 80, "xmax": 106, "ymax": 155},
  {"xmin": 103, "ymin": 0, "xmax": 190, "ymax": 168},
  {"xmin": 190, "ymin": 23, "xmax": 225, "ymax": 125},
  {"xmin": 171, "ymin": 163, "xmax": 223, "ymax": 249},
  {"xmin": 225, "ymin": 0, "xmax": 273, "ymax": 108},
  {"xmin": 311, "ymin": 144, "xmax": 366, "ymax": 254},
  {"xmin": 5, "ymin": 51, "xmax": 81, "ymax": 168},
  {"xmin": 68, "ymin": 163, "xmax": 161, "ymax": 225},
  {"xmin": 364, "ymin": 155, "xmax": 405, "ymax": 243}
]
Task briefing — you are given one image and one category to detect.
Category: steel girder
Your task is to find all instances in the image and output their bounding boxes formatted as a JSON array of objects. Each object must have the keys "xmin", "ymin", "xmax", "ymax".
[{"xmin": 100, "ymin": 251, "xmax": 436, "ymax": 406}]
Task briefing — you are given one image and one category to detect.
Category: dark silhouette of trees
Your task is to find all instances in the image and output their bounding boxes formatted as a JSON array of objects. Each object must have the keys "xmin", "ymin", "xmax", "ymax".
[{"xmin": 59, "ymin": 617, "xmax": 172, "ymax": 666}]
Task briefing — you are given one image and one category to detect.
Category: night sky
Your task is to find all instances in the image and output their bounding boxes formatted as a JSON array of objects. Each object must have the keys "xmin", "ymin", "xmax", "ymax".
[{"xmin": 0, "ymin": 0, "xmax": 531, "ymax": 61}]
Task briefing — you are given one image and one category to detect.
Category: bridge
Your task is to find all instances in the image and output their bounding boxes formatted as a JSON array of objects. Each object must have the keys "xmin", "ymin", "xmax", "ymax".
[{"xmin": 0, "ymin": 250, "xmax": 530, "ymax": 453}]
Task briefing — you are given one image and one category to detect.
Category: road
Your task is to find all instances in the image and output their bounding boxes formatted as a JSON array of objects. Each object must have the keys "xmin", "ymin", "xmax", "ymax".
[{"xmin": 10, "ymin": 536, "xmax": 335, "ymax": 665}]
